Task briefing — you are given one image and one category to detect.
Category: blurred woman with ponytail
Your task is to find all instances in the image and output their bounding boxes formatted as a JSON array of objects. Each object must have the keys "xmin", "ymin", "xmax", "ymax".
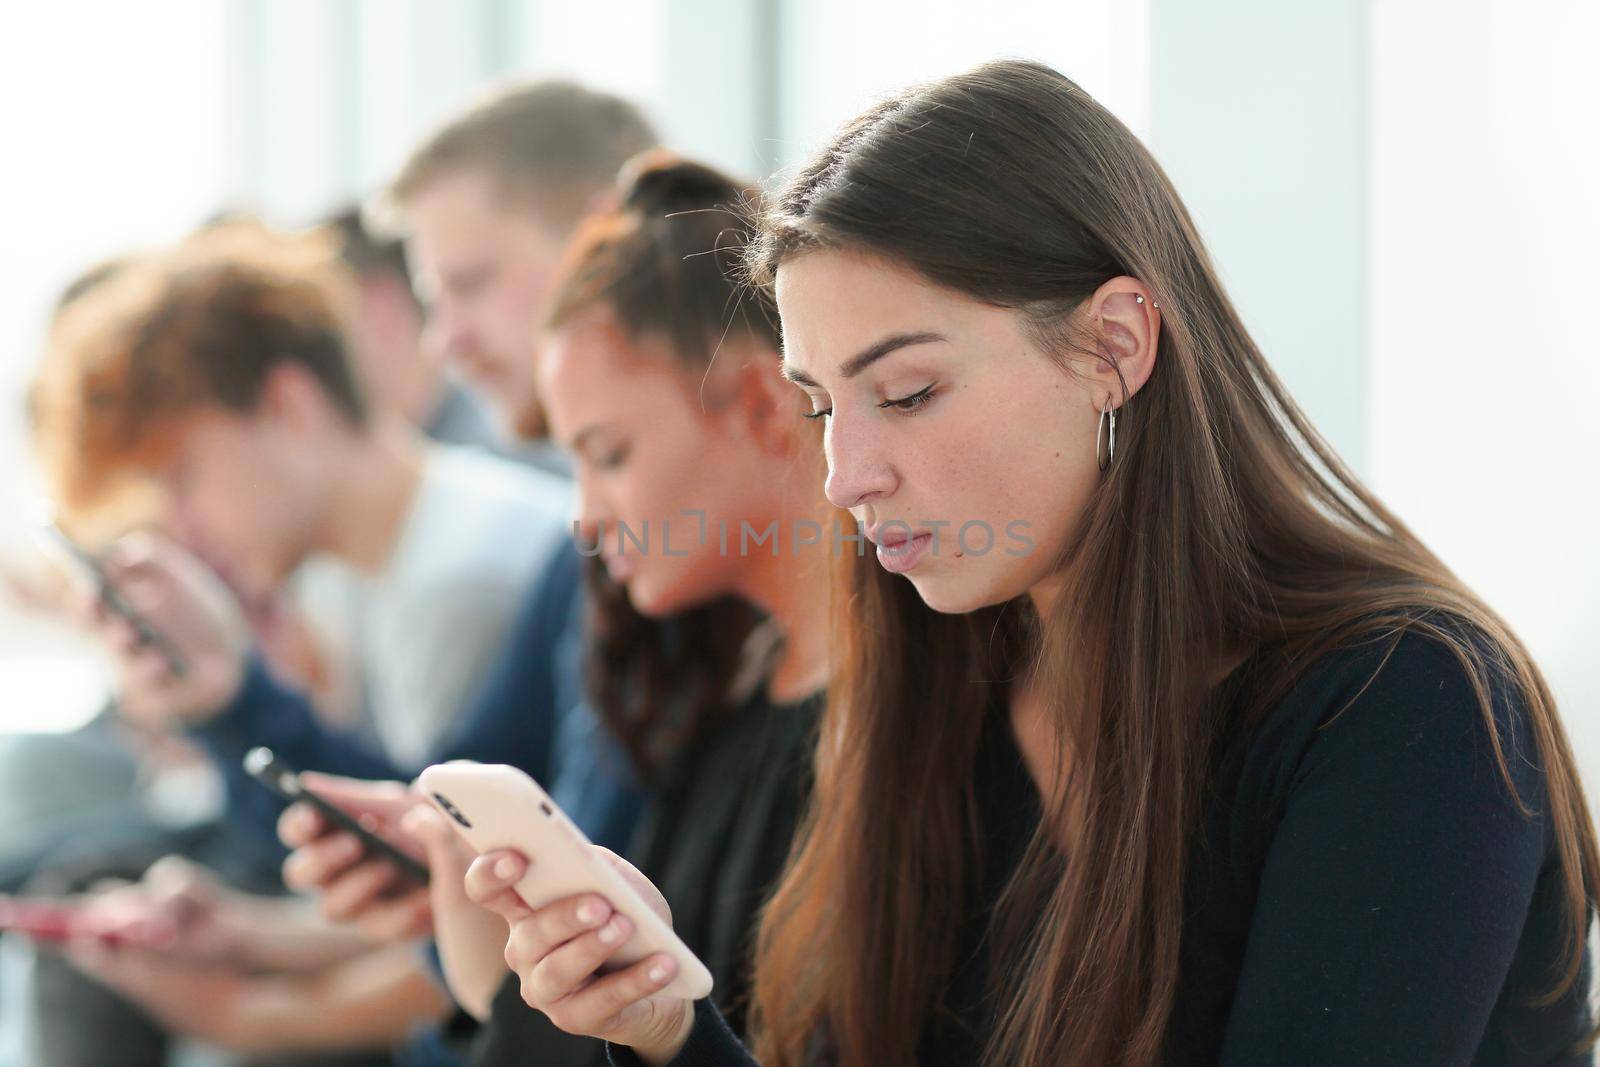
[
  {"xmin": 411, "ymin": 151, "xmax": 831, "ymax": 1067},
  {"xmin": 465, "ymin": 61, "xmax": 1599, "ymax": 1067}
]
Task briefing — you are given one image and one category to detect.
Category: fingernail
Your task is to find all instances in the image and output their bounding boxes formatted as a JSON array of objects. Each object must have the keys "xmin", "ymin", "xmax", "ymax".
[
  {"xmin": 576, "ymin": 903, "xmax": 597, "ymax": 924},
  {"xmin": 598, "ymin": 919, "xmax": 620, "ymax": 944},
  {"xmin": 648, "ymin": 964, "xmax": 669, "ymax": 983},
  {"xmin": 494, "ymin": 856, "xmax": 517, "ymax": 880}
]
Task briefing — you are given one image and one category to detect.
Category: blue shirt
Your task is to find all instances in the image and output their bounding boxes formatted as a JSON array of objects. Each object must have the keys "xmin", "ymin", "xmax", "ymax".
[{"xmin": 190, "ymin": 541, "xmax": 644, "ymax": 858}]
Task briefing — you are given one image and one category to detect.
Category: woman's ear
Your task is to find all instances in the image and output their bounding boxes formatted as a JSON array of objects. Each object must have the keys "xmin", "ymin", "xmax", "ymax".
[
  {"xmin": 1081, "ymin": 276, "xmax": 1160, "ymax": 411},
  {"xmin": 725, "ymin": 342, "xmax": 794, "ymax": 457}
]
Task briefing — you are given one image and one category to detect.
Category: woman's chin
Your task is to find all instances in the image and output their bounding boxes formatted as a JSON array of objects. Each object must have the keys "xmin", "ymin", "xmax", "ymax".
[
  {"xmin": 621, "ymin": 574, "xmax": 690, "ymax": 620},
  {"xmin": 905, "ymin": 573, "xmax": 979, "ymax": 615},
  {"xmin": 906, "ymin": 568, "xmax": 1023, "ymax": 616}
]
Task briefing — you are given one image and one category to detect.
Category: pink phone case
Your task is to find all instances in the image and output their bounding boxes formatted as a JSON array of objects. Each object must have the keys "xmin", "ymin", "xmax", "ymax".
[
  {"xmin": 0, "ymin": 896, "xmax": 163, "ymax": 946},
  {"xmin": 416, "ymin": 762, "xmax": 714, "ymax": 1001}
]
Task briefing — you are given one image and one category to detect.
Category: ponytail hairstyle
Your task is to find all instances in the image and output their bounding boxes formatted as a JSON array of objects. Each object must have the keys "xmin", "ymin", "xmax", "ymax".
[
  {"xmin": 743, "ymin": 59, "xmax": 1600, "ymax": 1066},
  {"xmin": 541, "ymin": 150, "xmax": 784, "ymax": 784}
]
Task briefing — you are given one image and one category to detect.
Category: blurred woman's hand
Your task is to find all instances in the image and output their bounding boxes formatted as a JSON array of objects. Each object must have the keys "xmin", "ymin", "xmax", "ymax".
[
  {"xmin": 401, "ymin": 803, "xmax": 522, "ymax": 1020},
  {"xmin": 85, "ymin": 532, "xmax": 251, "ymax": 729},
  {"xmin": 462, "ymin": 846, "xmax": 695, "ymax": 1063},
  {"xmin": 75, "ymin": 854, "xmax": 374, "ymax": 973},
  {"xmin": 75, "ymin": 855, "xmax": 244, "ymax": 964},
  {"xmin": 280, "ymin": 780, "xmax": 553, "ymax": 1021},
  {"xmin": 277, "ymin": 773, "xmax": 433, "ymax": 943}
]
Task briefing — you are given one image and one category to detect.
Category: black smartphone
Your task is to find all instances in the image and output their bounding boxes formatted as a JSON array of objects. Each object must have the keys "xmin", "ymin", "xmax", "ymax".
[
  {"xmin": 39, "ymin": 520, "xmax": 189, "ymax": 679},
  {"xmin": 243, "ymin": 747, "xmax": 430, "ymax": 886}
]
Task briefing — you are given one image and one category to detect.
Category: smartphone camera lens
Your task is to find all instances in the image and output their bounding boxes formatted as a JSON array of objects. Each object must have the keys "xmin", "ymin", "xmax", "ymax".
[{"xmin": 432, "ymin": 792, "xmax": 472, "ymax": 828}]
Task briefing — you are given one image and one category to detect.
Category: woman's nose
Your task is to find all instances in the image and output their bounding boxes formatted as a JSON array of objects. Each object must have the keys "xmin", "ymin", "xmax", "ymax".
[{"xmin": 822, "ymin": 412, "xmax": 896, "ymax": 511}]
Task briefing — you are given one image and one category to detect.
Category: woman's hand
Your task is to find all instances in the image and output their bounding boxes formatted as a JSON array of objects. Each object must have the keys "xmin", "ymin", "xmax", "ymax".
[
  {"xmin": 401, "ymin": 804, "xmax": 529, "ymax": 1020},
  {"xmin": 87, "ymin": 853, "xmax": 377, "ymax": 973},
  {"xmin": 463, "ymin": 846, "xmax": 695, "ymax": 1065},
  {"xmin": 74, "ymin": 855, "xmax": 246, "ymax": 964},
  {"xmin": 277, "ymin": 774, "xmax": 433, "ymax": 943},
  {"xmin": 277, "ymin": 776, "xmax": 522, "ymax": 1017}
]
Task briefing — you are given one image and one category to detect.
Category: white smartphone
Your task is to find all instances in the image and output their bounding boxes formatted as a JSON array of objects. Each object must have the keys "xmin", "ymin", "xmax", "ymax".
[{"xmin": 416, "ymin": 761, "xmax": 714, "ymax": 1001}]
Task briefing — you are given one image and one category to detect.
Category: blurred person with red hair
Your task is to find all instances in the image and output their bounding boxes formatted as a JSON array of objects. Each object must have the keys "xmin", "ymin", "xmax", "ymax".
[{"xmin": 23, "ymin": 221, "xmax": 571, "ymax": 1067}]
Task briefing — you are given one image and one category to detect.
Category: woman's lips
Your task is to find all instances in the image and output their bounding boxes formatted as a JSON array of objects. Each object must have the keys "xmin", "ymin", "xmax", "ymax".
[{"xmin": 875, "ymin": 532, "xmax": 933, "ymax": 574}]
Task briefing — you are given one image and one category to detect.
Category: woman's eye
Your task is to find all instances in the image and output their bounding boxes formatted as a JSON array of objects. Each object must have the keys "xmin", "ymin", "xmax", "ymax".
[
  {"xmin": 801, "ymin": 396, "xmax": 832, "ymax": 420},
  {"xmin": 878, "ymin": 384, "xmax": 936, "ymax": 414},
  {"xmin": 596, "ymin": 445, "xmax": 630, "ymax": 470}
]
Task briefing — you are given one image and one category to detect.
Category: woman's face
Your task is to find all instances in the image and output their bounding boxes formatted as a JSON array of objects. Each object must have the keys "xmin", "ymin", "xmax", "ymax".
[
  {"xmin": 774, "ymin": 248, "xmax": 1154, "ymax": 614},
  {"xmin": 538, "ymin": 310, "xmax": 779, "ymax": 617}
]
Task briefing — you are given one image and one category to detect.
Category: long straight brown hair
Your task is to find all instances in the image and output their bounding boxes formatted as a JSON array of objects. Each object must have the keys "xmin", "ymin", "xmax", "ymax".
[{"xmin": 743, "ymin": 59, "xmax": 1599, "ymax": 1065}]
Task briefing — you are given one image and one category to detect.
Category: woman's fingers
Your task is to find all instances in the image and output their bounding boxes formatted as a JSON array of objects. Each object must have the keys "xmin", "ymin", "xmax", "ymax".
[
  {"xmin": 593, "ymin": 847, "xmax": 672, "ymax": 925},
  {"xmin": 277, "ymin": 801, "xmax": 327, "ymax": 851},
  {"xmin": 473, "ymin": 850, "xmax": 693, "ymax": 1052},
  {"xmin": 100, "ymin": 611, "xmax": 141, "ymax": 654},
  {"xmin": 276, "ymin": 781, "xmax": 436, "ymax": 937},
  {"xmin": 356, "ymin": 885, "xmax": 433, "ymax": 942},
  {"xmin": 462, "ymin": 851, "xmax": 536, "ymax": 923},
  {"xmin": 540, "ymin": 953, "xmax": 683, "ymax": 1040},
  {"xmin": 502, "ymin": 894, "xmax": 612, "ymax": 974},
  {"xmin": 281, "ymin": 831, "xmax": 363, "ymax": 893},
  {"xmin": 124, "ymin": 645, "xmax": 176, "ymax": 690},
  {"xmin": 316, "ymin": 856, "xmax": 402, "ymax": 922},
  {"xmin": 522, "ymin": 911, "xmax": 633, "ymax": 1004}
]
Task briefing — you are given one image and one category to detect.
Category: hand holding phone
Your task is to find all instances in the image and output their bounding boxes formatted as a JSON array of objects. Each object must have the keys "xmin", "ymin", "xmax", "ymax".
[
  {"xmin": 30, "ymin": 522, "xmax": 251, "ymax": 729},
  {"xmin": 246, "ymin": 749, "xmax": 430, "ymax": 887},
  {"xmin": 418, "ymin": 762, "xmax": 712, "ymax": 1001},
  {"xmin": 32, "ymin": 515, "xmax": 188, "ymax": 678},
  {"xmin": 456, "ymin": 836, "xmax": 697, "ymax": 1059},
  {"xmin": 0, "ymin": 894, "xmax": 171, "ymax": 948}
]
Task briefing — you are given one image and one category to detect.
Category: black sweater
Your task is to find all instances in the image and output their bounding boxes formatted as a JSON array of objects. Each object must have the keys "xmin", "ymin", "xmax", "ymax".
[
  {"xmin": 610, "ymin": 628, "xmax": 1594, "ymax": 1066},
  {"xmin": 470, "ymin": 686, "xmax": 822, "ymax": 1067}
]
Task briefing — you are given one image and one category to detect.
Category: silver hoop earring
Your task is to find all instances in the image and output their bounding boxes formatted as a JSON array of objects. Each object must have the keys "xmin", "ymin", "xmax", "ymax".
[{"xmin": 1096, "ymin": 401, "xmax": 1116, "ymax": 472}]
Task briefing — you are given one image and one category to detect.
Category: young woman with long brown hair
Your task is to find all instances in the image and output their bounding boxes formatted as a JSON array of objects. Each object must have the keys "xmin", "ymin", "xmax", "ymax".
[
  {"xmin": 445, "ymin": 150, "xmax": 833, "ymax": 1064},
  {"xmin": 457, "ymin": 60, "xmax": 1599, "ymax": 1066}
]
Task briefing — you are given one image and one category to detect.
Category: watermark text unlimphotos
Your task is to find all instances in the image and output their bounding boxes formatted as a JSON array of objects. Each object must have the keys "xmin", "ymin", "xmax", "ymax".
[{"xmin": 572, "ymin": 511, "xmax": 1036, "ymax": 558}]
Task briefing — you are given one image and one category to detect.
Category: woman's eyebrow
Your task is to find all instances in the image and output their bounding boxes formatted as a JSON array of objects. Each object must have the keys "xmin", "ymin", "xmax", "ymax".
[{"xmin": 781, "ymin": 330, "xmax": 948, "ymax": 387}]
